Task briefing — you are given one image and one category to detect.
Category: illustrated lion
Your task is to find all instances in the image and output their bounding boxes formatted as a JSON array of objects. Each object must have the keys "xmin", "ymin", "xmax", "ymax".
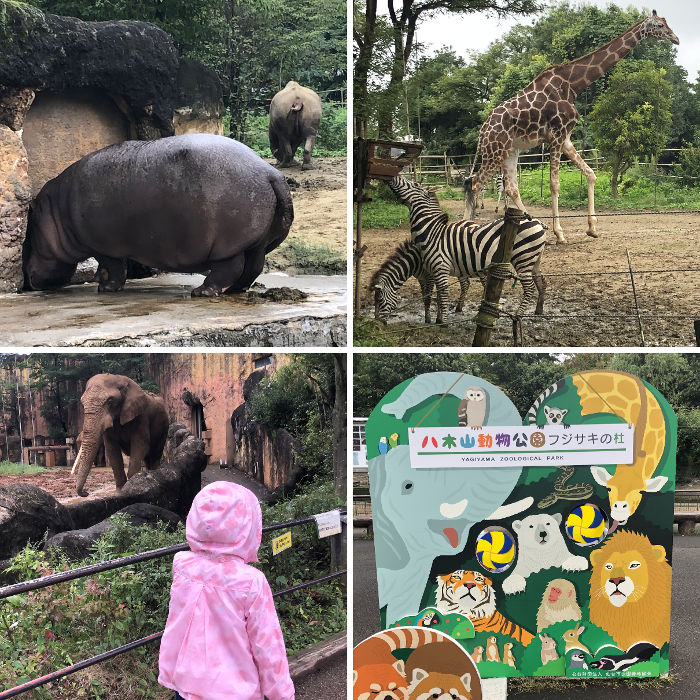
[{"xmin": 589, "ymin": 530, "xmax": 671, "ymax": 651}]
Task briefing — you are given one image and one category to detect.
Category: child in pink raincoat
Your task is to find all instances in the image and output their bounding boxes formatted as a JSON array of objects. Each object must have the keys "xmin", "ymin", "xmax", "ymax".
[{"xmin": 159, "ymin": 481, "xmax": 295, "ymax": 700}]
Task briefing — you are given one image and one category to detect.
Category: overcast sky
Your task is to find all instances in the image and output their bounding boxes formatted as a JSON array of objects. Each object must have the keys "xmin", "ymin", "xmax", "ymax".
[{"xmin": 415, "ymin": 0, "xmax": 699, "ymax": 81}]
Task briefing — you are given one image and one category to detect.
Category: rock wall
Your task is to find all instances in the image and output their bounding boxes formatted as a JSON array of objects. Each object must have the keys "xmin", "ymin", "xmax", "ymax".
[
  {"xmin": 147, "ymin": 354, "xmax": 289, "ymax": 466},
  {"xmin": 230, "ymin": 373, "xmax": 303, "ymax": 494},
  {"xmin": 22, "ymin": 89, "xmax": 130, "ymax": 196},
  {"xmin": 0, "ymin": 123, "xmax": 32, "ymax": 291}
]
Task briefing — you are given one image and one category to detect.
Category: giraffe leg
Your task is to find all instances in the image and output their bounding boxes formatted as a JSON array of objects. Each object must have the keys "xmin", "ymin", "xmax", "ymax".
[
  {"xmin": 532, "ymin": 254, "xmax": 546, "ymax": 315},
  {"xmin": 502, "ymin": 152, "xmax": 527, "ymax": 213},
  {"xmin": 419, "ymin": 273, "xmax": 433, "ymax": 324},
  {"xmin": 563, "ymin": 138, "xmax": 598, "ymax": 237},
  {"xmin": 466, "ymin": 142, "xmax": 510, "ymax": 219},
  {"xmin": 549, "ymin": 145, "xmax": 567, "ymax": 244}
]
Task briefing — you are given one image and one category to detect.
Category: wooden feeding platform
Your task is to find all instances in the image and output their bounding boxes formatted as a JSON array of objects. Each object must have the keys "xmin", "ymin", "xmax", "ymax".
[
  {"xmin": 24, "ymin": 444, "xmax": 74, "ymax": 467},
  {"xmin": 354, "ymin": 138, "xmax": 423, "ymax": 314}
]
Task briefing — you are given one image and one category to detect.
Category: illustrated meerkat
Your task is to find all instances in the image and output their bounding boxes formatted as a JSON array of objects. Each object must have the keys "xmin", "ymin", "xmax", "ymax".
[
  {"xmin": 485, "ymin": 636, "xmax": 500, "ymax": 662},
  {"xmin": 502, "ymin": 642, "xmax": 516, "ymax": 668},
  {"xmin": 471, "ymin": 646, "xmax": 484, "ymax": 663}
]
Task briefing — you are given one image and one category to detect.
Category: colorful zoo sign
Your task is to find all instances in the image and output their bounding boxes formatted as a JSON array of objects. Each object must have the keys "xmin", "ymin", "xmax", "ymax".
[
  {"xmin": 366, "ymin": 371, "xmax": 676, "ymax": 680},
  {"xmin": 408, "ymin": 425, "xmax": 634, "ymax": 468}
]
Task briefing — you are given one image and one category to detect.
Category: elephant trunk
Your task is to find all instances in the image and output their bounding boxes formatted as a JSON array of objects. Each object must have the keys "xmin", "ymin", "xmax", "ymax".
[{"xmin": 73, "ymin": 413, "xmax": 104, "ymax": 497}]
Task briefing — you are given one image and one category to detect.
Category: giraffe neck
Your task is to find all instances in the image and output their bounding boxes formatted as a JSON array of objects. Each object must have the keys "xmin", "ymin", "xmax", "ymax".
[{"xmin": 556, "ymin": 21, "xmax": 644, "ymax": 97}]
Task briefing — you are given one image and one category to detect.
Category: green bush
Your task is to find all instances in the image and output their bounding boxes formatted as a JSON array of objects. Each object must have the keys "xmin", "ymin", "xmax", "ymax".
[{"xmin": 0, "ymin": 461, "xmax": 50, "ymax": 475}]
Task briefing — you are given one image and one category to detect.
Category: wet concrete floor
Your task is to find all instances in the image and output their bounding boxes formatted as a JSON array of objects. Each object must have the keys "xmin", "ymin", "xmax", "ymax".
[{"xmin": 0, "ymin": 272, "xmax": 346, "ymax": 347}]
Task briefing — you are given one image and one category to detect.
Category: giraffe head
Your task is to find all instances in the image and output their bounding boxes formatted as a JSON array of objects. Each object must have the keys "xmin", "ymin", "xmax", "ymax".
[{"xmin": 640, "ymin": 10, "xmax": 679, "ymax": 45}]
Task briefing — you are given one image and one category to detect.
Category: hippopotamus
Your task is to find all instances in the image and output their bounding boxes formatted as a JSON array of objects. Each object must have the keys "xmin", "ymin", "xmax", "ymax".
[{"xmin": 23, "ymin": 134, "xmax": 294, "ymax": 297}]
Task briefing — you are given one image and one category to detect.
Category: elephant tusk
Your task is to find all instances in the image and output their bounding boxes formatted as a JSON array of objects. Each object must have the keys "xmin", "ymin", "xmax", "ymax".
[{"xmin": 71, "ymin": 444, "xmax": 83, "ymax": 475}]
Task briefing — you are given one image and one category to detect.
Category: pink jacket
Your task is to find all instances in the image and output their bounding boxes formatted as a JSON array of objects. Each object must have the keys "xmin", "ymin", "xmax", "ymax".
[{"xmin": 158, "ymin": 482, "xmax": 295, "ymax": 700}]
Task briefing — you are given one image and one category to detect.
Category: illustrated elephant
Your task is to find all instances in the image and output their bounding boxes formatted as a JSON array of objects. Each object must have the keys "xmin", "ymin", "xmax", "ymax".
[
  {"xmin": 269, "ymin": 81, "xmax": 322, "ymax": 170},
  {"xmin": 23, "ymin": 134, "xmax": 294, "ymax": 297},
  {"xmin": 71, "ymin": 374, "xmax": 169, "ymax": 497}
]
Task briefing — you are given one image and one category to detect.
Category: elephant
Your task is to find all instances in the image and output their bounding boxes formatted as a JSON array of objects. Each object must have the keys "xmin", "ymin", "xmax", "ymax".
[
  {"xmin": 23, "ymin": 134, "xmax": 294, "ymax": 297},
  {"xmin": 71, "ymin": 373, "xmax": 169, "ymax": 497},
  {"xmin": 268, "ymin": 81, "xmax": 322, "ymax": 170}
]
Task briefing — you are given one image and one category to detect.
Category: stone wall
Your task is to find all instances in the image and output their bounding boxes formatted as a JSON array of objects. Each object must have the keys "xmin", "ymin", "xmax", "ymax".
[
  {"xmin": 147, "ymin": 354, "xmax": 289, "ymax": 466},
  {"xmin": 0, "ymin": 123, "xmax": 31, "ymax": 291},
  {"xmin": 230, "ymin": 371, "xmax": 303, "ymax": 493},
  {"xmin": 22, "ymin": 89, "xmax": 130, "ymax": 196}
]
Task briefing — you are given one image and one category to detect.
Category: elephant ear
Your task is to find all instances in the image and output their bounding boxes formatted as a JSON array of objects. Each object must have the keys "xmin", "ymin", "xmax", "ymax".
[{"xmin": 121, "ymin": 384, "xmax": 149, "ymax": 425}]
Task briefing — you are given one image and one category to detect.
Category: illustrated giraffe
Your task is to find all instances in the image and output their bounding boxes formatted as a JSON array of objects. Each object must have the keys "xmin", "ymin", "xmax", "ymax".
[
  {"xmin": 570, "ymin": 370, "xmax": 669, "ymax": 527},
  {"xmin": 464, "ymin": 11, "xmax": 679, "ymax": 242}
]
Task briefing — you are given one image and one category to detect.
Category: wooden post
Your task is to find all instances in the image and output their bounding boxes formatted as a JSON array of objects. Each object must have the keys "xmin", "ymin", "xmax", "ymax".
[
  {"xmin": 355, "ymin": 200, "xmax": 364, "ymax": 315},
  {"xmin": 353, "ymin": 138, "xmax": 369, "ymax": 315},
  {"xmin": 472, "ymin": 207, "xmax": 522, "ymax": 347},
  {"xmin": 694, "ymin": 319, "xmax": 700, "ymax": 346}
]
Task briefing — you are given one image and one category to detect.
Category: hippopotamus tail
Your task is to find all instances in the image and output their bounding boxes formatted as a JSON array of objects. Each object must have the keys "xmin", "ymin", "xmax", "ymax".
[{"xmin": 266, "ymin": 175, "xmax": 294, "ymax": 252}]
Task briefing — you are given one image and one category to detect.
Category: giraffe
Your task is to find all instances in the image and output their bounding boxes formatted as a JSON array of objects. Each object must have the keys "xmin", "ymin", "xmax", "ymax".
[
  {"xmin": 464, "ymin": 11, "xmax": 679, "ymax": 242},
  {"xmin": 570, "ymin": 370, "xmax": 669, "ymax": 527}
]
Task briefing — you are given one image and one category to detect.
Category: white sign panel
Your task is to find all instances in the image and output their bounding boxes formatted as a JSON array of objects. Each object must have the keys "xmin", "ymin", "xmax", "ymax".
[
  {"xmin": 314, "ymin": 509, "xmax": 342, "ymax": 538},
  {"xmin": 408, "ymin": 425, "xmax": 634, "ymax": 468}
]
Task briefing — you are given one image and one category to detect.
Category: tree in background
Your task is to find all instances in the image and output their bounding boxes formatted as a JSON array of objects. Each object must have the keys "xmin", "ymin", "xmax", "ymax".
[
  {"xmin": 590, "ymin": 61, "xmax": 672, "ymax": 197},
  {"xmin": 354, "ymin": 353, "xmax": 700, "ymax": 478}
]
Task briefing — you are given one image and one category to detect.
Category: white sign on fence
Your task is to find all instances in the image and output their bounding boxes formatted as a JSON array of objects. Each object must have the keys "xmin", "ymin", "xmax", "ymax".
[
  {"xmin": 314, "ymin": 509, "xmax": 342, "ymax": 538},
  {"xmin": 408, "ymin": 424, "xmax": 634, "ymax": 469}
]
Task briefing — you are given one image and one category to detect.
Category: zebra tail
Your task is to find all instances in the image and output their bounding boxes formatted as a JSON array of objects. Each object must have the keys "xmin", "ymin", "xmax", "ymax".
[
  {"xmin": 526, "ymin": 378, "xmax": 567, "ymax": 425},
  {"xmin": 464, "ymin": 177, "xmax": 476, "ymax": 214}
]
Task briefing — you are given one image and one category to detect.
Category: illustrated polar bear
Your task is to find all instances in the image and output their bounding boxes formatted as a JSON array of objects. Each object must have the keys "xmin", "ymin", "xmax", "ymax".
[{"xmin": 502, "ymin": 513, "xmax": 588, "ymax": 595}]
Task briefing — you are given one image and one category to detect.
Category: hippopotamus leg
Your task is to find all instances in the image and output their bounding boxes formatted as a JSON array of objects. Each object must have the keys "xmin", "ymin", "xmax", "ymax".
[
  {"xmin": 302, "ymin": 134, "xmax": 316, "ymax": 170},
  {"xmin": 227, "ymin": 244, "xmax": 268, "ymax": 293},
  {"xmin": 191, "ymin": 253, "xmax": 245, "ymax": 297},
  {"xmin": 96, "ymin": 256, "xmax": 127, "ymax": 293}
]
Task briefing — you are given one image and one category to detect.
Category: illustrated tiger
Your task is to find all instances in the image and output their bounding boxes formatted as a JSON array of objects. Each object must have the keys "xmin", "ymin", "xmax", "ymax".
[{"xmin": 435, "ymin": 570, "xmax": 534, "ymax": 646}]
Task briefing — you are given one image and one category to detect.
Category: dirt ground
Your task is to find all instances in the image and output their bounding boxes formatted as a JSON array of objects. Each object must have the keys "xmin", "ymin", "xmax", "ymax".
[
  {"xmin": 356, "ymin": 195, "xmax": 700, "ymax": 347},
  {"xmin": 265, "ymin": 157, "xmax": 347, "ymax": 270},
  {"xmin": 0, "ymin": 466, "xmax": 117, "ymax": 502}
]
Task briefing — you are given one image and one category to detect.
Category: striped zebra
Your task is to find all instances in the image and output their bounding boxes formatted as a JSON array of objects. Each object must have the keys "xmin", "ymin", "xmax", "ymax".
[
  {"xmin": 370, "ymin": 239, "xmax": 481, "ymax": 323},
  {"xmin": 388, "ymin": 176, "xmax": 547, "ymax": 323},
  {"xmin": 479, "ymin": 172, "xmax": 509, "ymax": 213}
]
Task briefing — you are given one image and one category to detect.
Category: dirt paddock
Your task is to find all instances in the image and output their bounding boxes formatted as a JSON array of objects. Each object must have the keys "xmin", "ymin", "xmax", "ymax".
[
  {"xmin": 356, "ymin": 196, "xmax": 700, "ymax": 347},
  {"xmin": 0, "ymin": 467, "xmax": 117, "ymax": 502}
]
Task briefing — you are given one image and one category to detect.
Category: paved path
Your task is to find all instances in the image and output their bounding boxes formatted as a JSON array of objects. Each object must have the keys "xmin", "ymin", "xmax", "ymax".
[
  {"xmin": 354, "ymin": 536, "xmax": 700, "ymax": 698},
  {"xmin": 294, "ymin": 651, "xmax": 347, "ymax": 700}
]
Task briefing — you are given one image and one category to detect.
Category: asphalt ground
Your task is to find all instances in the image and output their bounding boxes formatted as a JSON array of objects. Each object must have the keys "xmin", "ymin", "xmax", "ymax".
[
  {"xmin": 294, "ymin": 652, "xmax": 348, "ymax": 699},
  {"xmin": 353, "ymin": 535, "xmax": 700, "ymax": 698}
]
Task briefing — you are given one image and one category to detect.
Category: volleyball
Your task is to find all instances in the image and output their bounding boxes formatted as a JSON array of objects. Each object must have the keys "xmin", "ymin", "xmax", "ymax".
[
  {"xmin": 565, "ymin": 504, "xmax": 607, "ymax": 545},
  {"xmin": 475, "ymin": 527, "xmax": 515, "ymax": 573}
]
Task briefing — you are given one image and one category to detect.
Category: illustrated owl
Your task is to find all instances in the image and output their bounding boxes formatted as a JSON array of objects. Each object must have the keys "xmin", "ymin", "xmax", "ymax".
[
  {"xmin": 458, "ymin": 386, "xmax": 487, "ymax": 428},
  {"xmin": 378, "ymin": 436, "xmax": 389, "ymax": 454}
]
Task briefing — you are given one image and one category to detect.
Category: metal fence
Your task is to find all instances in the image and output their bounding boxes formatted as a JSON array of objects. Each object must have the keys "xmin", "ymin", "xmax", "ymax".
[{"xmin": 0, "ymin": 510, "xmax": 347, "ymax": 698}]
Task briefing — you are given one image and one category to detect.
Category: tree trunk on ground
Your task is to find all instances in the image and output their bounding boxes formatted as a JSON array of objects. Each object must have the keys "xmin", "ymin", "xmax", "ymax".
[{"xmin": 332, "ymin": 354, "xmax": 347, "ymax": 500}]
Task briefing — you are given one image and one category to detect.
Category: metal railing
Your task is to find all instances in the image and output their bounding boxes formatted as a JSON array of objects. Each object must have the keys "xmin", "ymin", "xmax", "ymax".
[{"xmin": 0, "ymin": 510, "xmax": 347, "ymax": 698}]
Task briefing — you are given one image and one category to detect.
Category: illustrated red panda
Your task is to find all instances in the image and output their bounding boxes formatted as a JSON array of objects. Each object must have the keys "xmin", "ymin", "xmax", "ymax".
[
  {"xmin": 353, "ymin": 628, "xmax": 449, "ymax": 700},
  {"xmin": 404, "ymin": 640, "xmax": 482, "ymax": 700}
]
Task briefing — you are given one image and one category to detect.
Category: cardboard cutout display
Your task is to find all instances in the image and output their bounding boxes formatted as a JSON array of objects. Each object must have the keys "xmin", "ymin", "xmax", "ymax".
[
  {"xmin": 366, "ymin": 370, "xmax": 676, "ymax": 680},
  {"xmin": 353, "ymin": 627, "xmax": 483, "ymax": 700}
]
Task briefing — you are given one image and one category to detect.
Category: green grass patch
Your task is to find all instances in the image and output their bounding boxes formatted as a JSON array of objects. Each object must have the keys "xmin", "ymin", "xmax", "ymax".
[
  {"xmin": 356, "ymin": 200, "xmax": 410, "ymax": 229},
  {"xmin": 518, "ymin": 166, "xmax": 700, "ymax": 210},
  {"xmin": 0, "ymin": 461, "xmax": 50, "ymax": 475},
  {"xmin": 273, "ymin": 240, "xmax": 346, "ymax": 274}
]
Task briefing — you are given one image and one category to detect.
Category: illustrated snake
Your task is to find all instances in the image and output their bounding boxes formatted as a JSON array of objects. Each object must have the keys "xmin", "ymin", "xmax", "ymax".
[{"xmin": 526, "ymin": 378, "xmax": 593, "ymax": 508}]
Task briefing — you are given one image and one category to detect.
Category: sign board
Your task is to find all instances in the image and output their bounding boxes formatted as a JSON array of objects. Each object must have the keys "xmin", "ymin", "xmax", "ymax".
[
  {"xmin": 409, "ymin": 425, "xmax": 634, "ymax": 468},
  {"xmin": 271, "ymin": 531, "xmax": 292, "ymax": 555},
  {"xmin": 314, "ymin": 509, "xmax": 342, "ymax": 538},
  {"xmin": 366, "ymin": 370, "xmax": 676, "ymax": 681}
]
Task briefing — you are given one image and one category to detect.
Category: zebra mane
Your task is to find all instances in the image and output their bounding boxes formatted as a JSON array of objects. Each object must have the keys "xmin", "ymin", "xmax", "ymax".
[{"xmin": 369, "ymin": 239, "xmax": 421, "ymax": 288}]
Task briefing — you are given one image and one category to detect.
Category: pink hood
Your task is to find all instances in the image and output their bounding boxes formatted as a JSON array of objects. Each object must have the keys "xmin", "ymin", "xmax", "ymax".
[
  {"xmin": 186, "ymin": 481, "xmax": 262, "ymax": 562},
  {"xmin": 159, "ymin": 482, "xmax": 294, "ymax": 700}
]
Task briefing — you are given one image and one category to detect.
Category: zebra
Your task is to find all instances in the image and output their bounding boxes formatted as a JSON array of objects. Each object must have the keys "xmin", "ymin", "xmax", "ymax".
[
  {"xmin": 370, "ymin": 239, "xmax": 482, "ymax": 323},
  {"xmin": 388, "ymin": 175, "xmax": 547, "ymax": 324},
  {"xmin": 479, "ymin": 172, "xmax": 509, "ymax": 213}
]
